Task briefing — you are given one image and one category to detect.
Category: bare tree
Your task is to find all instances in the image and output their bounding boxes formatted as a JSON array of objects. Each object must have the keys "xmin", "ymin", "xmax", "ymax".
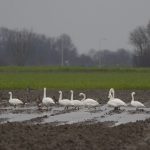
[
  {"xmin": 129, "ymin": 23, "xmax": 150, "ymax": 67},
  {"xmin": 14, "ymin": 30, "xmax": 35, "ymax": 66},
  {"xmin": 2, "ymin": 29, "xmax": 35, "ymax": 66}
]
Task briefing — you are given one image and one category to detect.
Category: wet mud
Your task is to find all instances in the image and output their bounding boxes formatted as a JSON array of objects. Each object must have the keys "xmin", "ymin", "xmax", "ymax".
[
  {"xmin": 0, "ymin": 89, "xmax": 150, "ymax": 149},
  {"xmin": 0, "ymin": 119, "xmax": 150, "ymax": 150}
]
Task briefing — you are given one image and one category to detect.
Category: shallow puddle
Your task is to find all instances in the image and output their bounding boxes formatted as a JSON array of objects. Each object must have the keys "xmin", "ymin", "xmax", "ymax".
[{"xmin": 0, "ymin": 104, "xmax": 150, "ymax": 126}]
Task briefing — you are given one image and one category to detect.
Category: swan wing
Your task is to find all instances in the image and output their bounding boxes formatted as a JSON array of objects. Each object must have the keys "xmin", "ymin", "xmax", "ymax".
[
  {"xmin": 42, "ymin": 97, "xmax": 55, "ymax": 105},
  {"xmin": 59, "ymin": 99, "xmax": 72, "ymax": 106},
  {"xmin": 107, "ymin": 100, "xmax": 118, "ymax": 107},
  {"xmin": 9, "ymin": 98, "xmax": 23, "ymax": 105},
  {"xmin": 83, "ymin": 99, "xmax": 99, "ymax": 106},
  {"xmin": 131, "ymin": 101, "xmax": 145, "ymax": 107},
  {"xmin": 115, "ymin": 98, "xmax": 127, "ymax": 106},
  {"xmin": 72, "ymin": 100, "xmax": 83, "ymax": 106},
  {"xmin": 108, "ymin": 98, "xmax": 126, "ymax": 107}
]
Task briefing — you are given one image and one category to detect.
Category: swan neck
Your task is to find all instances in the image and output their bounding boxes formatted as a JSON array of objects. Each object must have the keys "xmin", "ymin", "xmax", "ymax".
[
  {"xmin": 71, "ymin": 91, "xmax": 73, "ymax": 101},
  {"xmin": 109, "ymin": 93, "xmax": 113, "ymax": 99},
  {"xmin": 43, "ymin": 88, "xmax": 46, "ymax": 98},
  {"xmin": 111, "ymin": 89, "xmax": 115, "ymax": 98},
  {"xmin": 108, "ymin": 89, "xmax": 112, "ymax": 99},
  {"xmin": 9, "ymin": 92, "xmax": 12, "ymax": 99},
  {"xmin": 108, "ymin": 89, "xmax": 114, "ymax": 99},
  {"xmin": 109, "ymin": 89, "xmax": 112, "ymax": 95},
  {"xmin": 131, "ymin": 93, "xmax": 134, "ymax": 101},
  {"xmin": 59, "ymin": 92, "xmax": 62, "ymax": 101},
  {"xmin": 81, "ymin": 94, "xmax": 86, "ymax": 101}
]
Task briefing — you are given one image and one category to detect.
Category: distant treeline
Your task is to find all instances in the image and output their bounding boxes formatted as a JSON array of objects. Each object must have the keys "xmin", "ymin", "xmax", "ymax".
[{"xmin": 0, "ymin": 27, "xmax": 134, "ymax": 67}]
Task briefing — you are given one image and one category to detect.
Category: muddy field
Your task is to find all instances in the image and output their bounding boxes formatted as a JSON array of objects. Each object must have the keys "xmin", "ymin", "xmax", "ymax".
[
  {"xmin": 1, "ymin": 88, "xmax": 150, "ymax": 105},
  {"xmin": 0, "ymin": 89, "xmax": 150, "ymax": 150}
]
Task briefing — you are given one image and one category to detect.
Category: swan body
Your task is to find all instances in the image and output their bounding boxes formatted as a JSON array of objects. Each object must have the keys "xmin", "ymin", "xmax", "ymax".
[
  {"xmin": 42, "ymin": 88, "xmax": 55, "ymax": 108},
  {"xmin": 107, "ymin": 88, "xmax": 127, "ymax": 109},
  {"xmin": 79, "ymin": 93, "xmax": 99, "ymax": 107},
  {"xmin": 58, "ymin": 91, "xmax": 72, "ymax": 109},
  {"xmin": 9, "ymin": 92, "xmax": 23, "ymax": 107},
  {"xmin": 131, "ymin": 92, "xmax": 145, "ymax": 109},
  {"xmin": 107, "ymin": 99, "xmax": 126, "ymax": 107},
  {"xmin": 70, "ymin": 90, "xmax": 83, "ymax": 109}
]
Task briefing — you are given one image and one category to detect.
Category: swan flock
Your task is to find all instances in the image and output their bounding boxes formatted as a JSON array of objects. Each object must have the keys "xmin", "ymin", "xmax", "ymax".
[{"xmin": 8, "ymin": 87, "xmax": 145, "ymax": 111}]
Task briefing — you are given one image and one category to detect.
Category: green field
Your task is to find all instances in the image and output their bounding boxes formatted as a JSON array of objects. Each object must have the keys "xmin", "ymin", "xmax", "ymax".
[{"xmin": 0, "ymin": 66, "xmax": 150, "ymax": 90}]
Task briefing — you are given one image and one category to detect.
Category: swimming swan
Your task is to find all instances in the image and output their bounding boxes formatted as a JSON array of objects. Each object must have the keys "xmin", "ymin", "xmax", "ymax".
[
  {"xmin": 107, "ymin": 88, "xmax": 127, "ymax": 110},
  {"xmin": 58, "ymin": 91, "xmax": 72, "ymax": 109},
  {"xmin": 42, "ymin": 88, "xmax": 55, "ymax": 109},
  {"xmin": 131, "ymin": 92, "xmax": 145, "ymax": 110},
  {"xmin": 70, "ymin": 90, "xmax": 83, "ymax": 109},
  {"xmin": 9, "ymin": 92, "xmax": 23, "ymax": 108},
  {"xmin": 79, "ymin": 93, "xmax": 99, "ymax": 107}
]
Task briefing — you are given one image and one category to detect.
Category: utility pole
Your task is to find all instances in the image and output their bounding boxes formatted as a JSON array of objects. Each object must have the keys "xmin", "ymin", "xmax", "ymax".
[
  {"xmin": 99, "ymin": 38, "xmax": 107, "ymax": 67},
  {"xmin": 61, "ymin": 38, "xmax": 64, "ymax": 66}
]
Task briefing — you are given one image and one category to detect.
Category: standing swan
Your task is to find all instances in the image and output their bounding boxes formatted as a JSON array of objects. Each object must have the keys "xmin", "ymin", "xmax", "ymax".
[
  {"xmin": 9, "ymin": 92, "xmax": 23, "ymax": 108},
  {"xmin": 131, "ymin": 92, "xmax": 145, "ymax": 110},
  {"xmin": 58, "ymin": 91, "xmax": 72, "ymax": 110},
  {"xmin": 42, "ymin": 87, "xmax": 55, "ymax": 110},
  {"xmin": 107, "ymin": 88, "xmax": 127, "ymax": 110},
  {"xmin": 79, "ymin": 93, "xmax": 99, "ymax": 108},
  {"xmin": 70, "ymin": 90, "xmax": 83, "ymax": 110}
]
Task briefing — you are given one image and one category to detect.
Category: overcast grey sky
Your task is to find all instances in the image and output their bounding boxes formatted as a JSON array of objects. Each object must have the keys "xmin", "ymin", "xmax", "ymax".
[{"xmin": 0, "ymin": 0, "xmax": 150, "ymax": 53}]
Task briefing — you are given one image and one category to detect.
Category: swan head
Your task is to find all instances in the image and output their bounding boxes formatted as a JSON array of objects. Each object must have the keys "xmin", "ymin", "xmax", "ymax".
[
  {"xmin": 70, "ymin": 90, "xmax": 73, "ymax": 93},
  {"xmin": 131, "ymin": 92, "xmax": 135, "ymax": 96},
  {"xmin": 58, "ymin": 91, "xmax": 62, "ymax": 94},
  {"xmin": 108, "ymin": 92, "xmax": 113, "ymax": 99},
  {"xmin": 79, "ymin": 93, "xmax": 84, "ymax": 96},
  {"xmin": 108, "ymin": 88, "xmax": 114, "ymax": 98},
  {"xmin": 108, "ymin": 88, "xmax": 115, "ymax": 99},
  {"xmin": 8, "ymin": 92, "xmax": 12, "ymax": 95},
  {"xmin": 109, "ymin": 88, "xmax": 114, "ymax": 94},
  {"xmin": 110, "ymin": 88, "xmax": 114, "ymax": 93}
]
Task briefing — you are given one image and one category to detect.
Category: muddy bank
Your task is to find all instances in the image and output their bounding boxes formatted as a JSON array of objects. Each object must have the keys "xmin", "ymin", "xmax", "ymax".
[
  {"xmin": 0, "ymin": 119, "xmax": 150, "ymax": 150},
  {"xmin": 0, "ymin": 89, "xmax": 150, "ymax": 149},
  {"xmin": 0, "ymin": 89, "xmax": 150, "ymax": 126},
  {"xmin": 1, "ymin": 89, "xmax": 150, "ymax": 105}
]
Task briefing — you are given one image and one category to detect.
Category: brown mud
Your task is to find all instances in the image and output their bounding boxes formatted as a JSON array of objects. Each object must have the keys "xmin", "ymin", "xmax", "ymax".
[
  {"xmin": 0, "ymin": 120, "xmax": 150, "ymax": 150},
  {"xmin": 0, "ymin": 89, "xmax": 150, "ymax": 149}
]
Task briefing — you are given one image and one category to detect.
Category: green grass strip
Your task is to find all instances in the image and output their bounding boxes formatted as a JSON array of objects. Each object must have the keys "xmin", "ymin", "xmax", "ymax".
[{"xmin": 0, "ymin": 68, "xmax": 150, "ymax": 90}]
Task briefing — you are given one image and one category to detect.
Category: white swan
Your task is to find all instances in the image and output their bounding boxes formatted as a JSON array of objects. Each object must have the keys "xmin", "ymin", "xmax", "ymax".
[
  {"xmin": 42, "ymin": 88, "xmax": 55, "ymax": 109},
  {"xmin": 79, "ymin": 93, "xmax": 99, "ymax": 107},
  {"xmin": 131, "ymin": 92, "xmax": 145, "ymax": 110},
  {"xmin": 58, "ymin": 91, "xmax": 72, "ymax": 109},
  {"xmin": 70, "ymin": 90, "xmax": 83, "ymax": 109},
  {"xmin": 9, "ymin": 92, "xmax": 23, "ymax": 108},
  {"xmin": 107, "ymin": 88, "xmax": 127, "ymax": 110}
]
